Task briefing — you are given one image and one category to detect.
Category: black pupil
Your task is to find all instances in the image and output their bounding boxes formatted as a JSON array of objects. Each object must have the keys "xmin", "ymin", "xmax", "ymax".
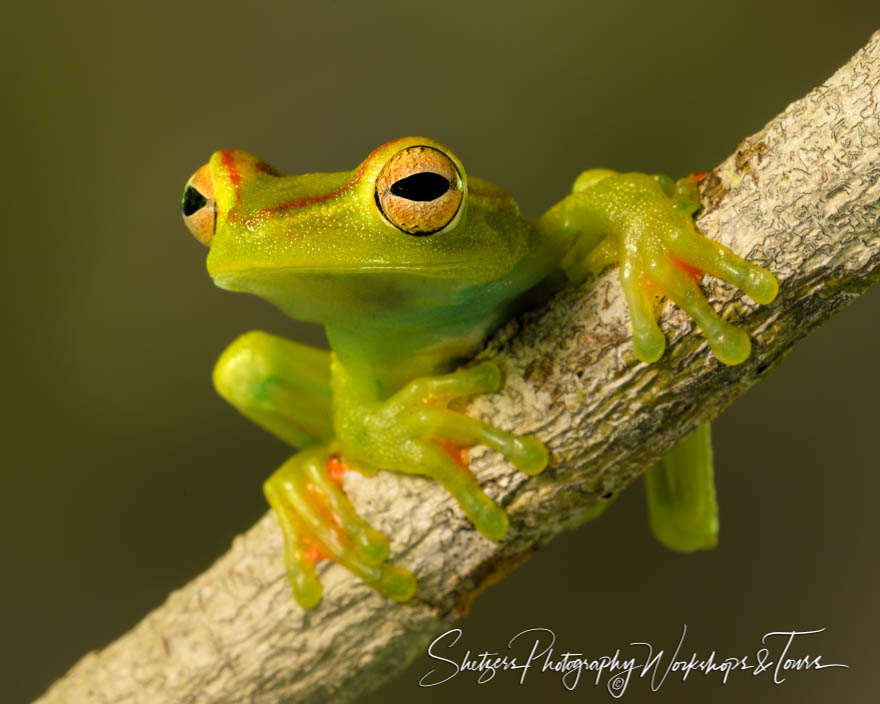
[
  {"xmin": 182, "ymin": 185, "xmax": 208, "ymax": 216},
  {"xmin": 390, "ymin": 172, "xmax": 450, "ymax": 201}
]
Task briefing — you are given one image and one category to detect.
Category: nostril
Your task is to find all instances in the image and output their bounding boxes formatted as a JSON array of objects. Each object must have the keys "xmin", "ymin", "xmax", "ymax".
[{"xmin": 182, "ymin": 184, "xmax": 208, "ymax": 216}]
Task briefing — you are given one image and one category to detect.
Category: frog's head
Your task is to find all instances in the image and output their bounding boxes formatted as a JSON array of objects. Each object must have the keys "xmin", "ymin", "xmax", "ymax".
[{"xmin": 181, "ymin": 137, "xmax": 531, "ymax": 325}]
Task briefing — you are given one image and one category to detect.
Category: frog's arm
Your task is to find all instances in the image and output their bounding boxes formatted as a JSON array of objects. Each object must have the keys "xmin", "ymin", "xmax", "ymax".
[
  {"xmin": 329, "ymin": 357, "xmax": 549, "ymax": 543},
  {"xmin": 644, "ymin": 423, "xmax": 718, "ymax": 552},
  {"xmin": 536, "ymin": 172, "xmax": 775, "ymax": 553},
  {"xmin": 213, "ymin": 332, "xmax": 415, "ymax": 607},
  {"xmin": 536, "ymin": 170, "xmax": 779, "ymax": 365}
]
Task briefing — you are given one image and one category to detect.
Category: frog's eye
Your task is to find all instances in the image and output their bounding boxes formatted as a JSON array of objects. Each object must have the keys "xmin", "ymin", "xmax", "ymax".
[
  {"xmin": 182, "ymin": 163, "xmax": 216, "ymax": 246},
  {"xmin": 375, "ymin": 146, "xmax": 463, "ymax": 236}
]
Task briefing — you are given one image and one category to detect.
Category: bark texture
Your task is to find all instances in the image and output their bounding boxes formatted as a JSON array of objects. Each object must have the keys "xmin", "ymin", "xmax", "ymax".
[{"xmin": 37, "ymin": 32, "xmax": 880, "ymax": 704}]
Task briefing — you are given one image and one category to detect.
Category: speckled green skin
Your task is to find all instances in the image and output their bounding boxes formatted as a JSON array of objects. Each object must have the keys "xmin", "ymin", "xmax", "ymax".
[{"xmin": 187, "ymin": 136, "xmax": 777, "ymax": 608}]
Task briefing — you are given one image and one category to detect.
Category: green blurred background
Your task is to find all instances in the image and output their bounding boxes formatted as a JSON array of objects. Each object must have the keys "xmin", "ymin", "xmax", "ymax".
[{"xmin": 2, "ymin": 2, "xmax": 877, "ymax": 702}]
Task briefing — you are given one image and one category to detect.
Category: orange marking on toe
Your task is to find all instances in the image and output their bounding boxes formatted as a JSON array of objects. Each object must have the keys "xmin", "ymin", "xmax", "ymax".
[
  {"xmin": 436, "ymin": 439, "xmax": 472, "ymax": 475},
  {"xmin": 300, "ymin": 492, "xmax": 343, "ymax": 563},
  {"xmin": 326, "ymin": 455, "xmax": 348, "ymax": 487},
  {"xmin": 640, "ymin": 271, "xmax": 665, "ymax": 300},
  {"xmin": 669, "ymin": 254, "xmax": 704, "ymax": 284},
  {"xmin": 691, "ymin": 171, "xmax": 707, "ymax": 181},
  {"xmin": 305, "ymin": 541, "xmax": 330, "ymax": 563}
]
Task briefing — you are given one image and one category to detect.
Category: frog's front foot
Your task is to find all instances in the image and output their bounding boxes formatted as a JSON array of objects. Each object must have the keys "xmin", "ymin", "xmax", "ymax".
[
  {"xmin": 573, "ymin": 173, "xmax": 779, "ymax": 365},
  {"xmin": 629, "ymin": 175, "xmax": 777, "ymax": 365},
  {"xmin": 263, "ymin": 446, "xmax": 417, "ymax": 608},
  {"xmin": 337, "ymin": 361, "xmax": 549, "ymax": 542}
]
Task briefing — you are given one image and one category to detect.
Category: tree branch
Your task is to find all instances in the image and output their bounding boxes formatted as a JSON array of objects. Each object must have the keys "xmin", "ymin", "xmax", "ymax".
[{"xmin": 37, "ymin": 32, "xmax": 880, "ymax": 704}]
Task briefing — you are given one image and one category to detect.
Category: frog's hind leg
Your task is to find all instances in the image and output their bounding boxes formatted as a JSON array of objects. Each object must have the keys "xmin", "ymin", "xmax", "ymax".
[
  {"xmin": 213, "ymin": 331, "xmax": 415, "ymax": 607},
  {"xmin": 212, "ymin": 330, "xmax": 334, "ymax": 449},
  {"xmin": 644, "ymin": 423, "xmax": 719, "ymax": 552}
]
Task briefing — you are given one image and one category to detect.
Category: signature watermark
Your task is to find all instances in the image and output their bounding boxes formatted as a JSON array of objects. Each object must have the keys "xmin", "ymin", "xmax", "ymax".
[{"xmin": 418, "ymin": 625, "xmax": 847, "ymax": 697}]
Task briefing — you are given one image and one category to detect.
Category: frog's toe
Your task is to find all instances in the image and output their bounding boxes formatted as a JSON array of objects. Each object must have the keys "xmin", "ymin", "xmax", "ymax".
[
  {"xmin": 664, "ymin": 221, "xmax": 779, "ymax": 305},
  {"xmin": 619, "ymin": 262, "xmax": 667, "ymax": 364},
  {"xmin": 369, "ymin": 562, "xmax": 418, "ymax": 602},
  {"xmin": 414, "ymin": 440, "xmax": 511, "ymax": 541},
  {"xmin": 634, "ymin": 324, "xmax": 667, "ymax": 364},
  {"xmin": 285, "ymin": 552, "xmax": 324, "ymax": 610},
  {"xmin": 669, "ymin": 173, "xmax": 704, "ymax": 215},
  {"xmin": 394, "ymin": 361, "xmax": 502, "ymax": 407},
  {"xmin": 628, "ymin": 303, "xmax": 667, "ymax": 364},
  {"xmin": 503, "ymin": 435, "xmax": 549, "ymax": 476},
  {"xmin": 456, "ymin": 479, "xmax": 510, "ymax": 541},
  {"xmin": 468, "ymin": 496, "xmax": 509, "ymax": 541},
  {"xmin": 739, "ymin": 265, "xmax": 779, "ymax": 305},
  {"xmin": 300, "ymin": 455, "xmax": 390, "ymax": 564},
  {"xmin": 650, "ymin": 256, "xmax": 751, "ymax": 365},
  {"xmin": 264, "ymin": 479, "xmax": 324, "ymax": 609},
  {"xmin": 278, "ymin": 518, "xmax": 324, "ymax": 608},
  {"xmin": 331, "ymin": 549, "xmax": 417, "ymax": 602},
  {"xmin": 407, "ymin": 406, "xmax": 548, "ymax": 476},
  {"xmin": 705, "ymin": 327, "xmax": 751, "ymax": 366}
]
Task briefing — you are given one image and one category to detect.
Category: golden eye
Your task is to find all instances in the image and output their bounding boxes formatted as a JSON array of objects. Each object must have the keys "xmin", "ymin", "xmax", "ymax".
[
  {"xmin": 375, "ymin": 146, "xmax": 463, "ymax": 235},
  {"xmin": 181, "ymin": 163, "xmax": 216, "ymax": 246}
]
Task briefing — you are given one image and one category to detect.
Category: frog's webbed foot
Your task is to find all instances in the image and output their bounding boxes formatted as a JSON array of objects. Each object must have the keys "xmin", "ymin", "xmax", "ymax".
[
  {"xmin": 342, "ymin": 362, "xmax": 549, "ymax": 542},
  {"xmin": 264, "ymin": 446, "xmax": 416, "ymax": 608},
  {"xmin": 566, "ymin": 172, "xmax": 778, "ymax": 365},
  {"xmin": 620, "ymin": 175, "xmax": 777, "ymax": 365},
  {"xmin": 640, "ymin": 179, "xmax": 779, "ymax": 364}
]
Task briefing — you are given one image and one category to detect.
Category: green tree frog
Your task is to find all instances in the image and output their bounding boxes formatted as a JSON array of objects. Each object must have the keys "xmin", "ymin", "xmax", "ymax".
[{"xmin": 181, "ymin": 137, "xmax": 778, "ymax": 608}]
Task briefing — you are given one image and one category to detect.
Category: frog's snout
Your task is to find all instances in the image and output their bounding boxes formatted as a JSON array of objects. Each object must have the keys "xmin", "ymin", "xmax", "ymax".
[{"xmin": 182, "ymin": 163, "xmax": 216, "ymax": 246}]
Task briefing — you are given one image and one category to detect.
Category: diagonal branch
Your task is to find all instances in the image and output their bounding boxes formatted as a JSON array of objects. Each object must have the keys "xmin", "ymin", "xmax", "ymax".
[{"xmin": 37, "ymin": 32, "xmax": 880, "ymax": 704}]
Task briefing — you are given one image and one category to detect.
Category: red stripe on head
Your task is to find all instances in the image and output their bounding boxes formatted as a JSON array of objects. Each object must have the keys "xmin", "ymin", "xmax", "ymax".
[
  {"xmin": 220, "ymin": 151, "xmax": 242, "ymax": 190},
  {"xmin": 259, "ymin": 137, "xmax": 413, "ymax": 216}
]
